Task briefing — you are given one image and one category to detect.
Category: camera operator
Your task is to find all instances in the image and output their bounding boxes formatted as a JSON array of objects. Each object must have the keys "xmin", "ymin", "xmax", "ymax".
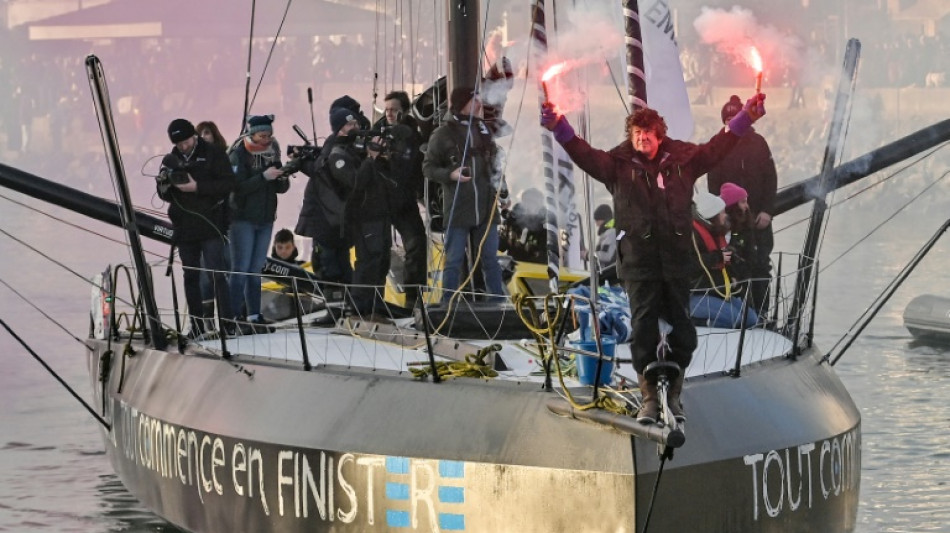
[
  {"xmin": 158, "ymin": 118, "xmax": 237, "ymax": 337},
  {"xmin": 327, "ymin": 107, "xmax": 392, "ymax": 318},
  {"xmin": 372, "ymin": 90, "xmax": 427, "ymax": 309},
  {"xmin": 295, "ymin": 108, "xmax": 356, "ymax": 288},
  {"xmin": 227, "ymin": 114, "xmax": 289, "ymax": 330}
]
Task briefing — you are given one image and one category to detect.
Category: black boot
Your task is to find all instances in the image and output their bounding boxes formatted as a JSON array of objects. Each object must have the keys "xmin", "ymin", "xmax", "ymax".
[{"xmin": 636, "ymin": 374, "xmax": 659, "ymax": 424}]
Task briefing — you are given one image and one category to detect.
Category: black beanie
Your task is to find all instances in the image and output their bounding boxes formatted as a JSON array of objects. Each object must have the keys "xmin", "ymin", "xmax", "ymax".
[
  {"xmin": 593, "ymin": 204, "xmax": 613, "ymax": 221},
  {"xmin": 450, "ymin": 87, "xmax": 476, "ymax": 113},
  {"xmin": 721, "ymin": 95, "xmax": 743, "ymax": 123},
  {"xmin": 167, "ymin": 118, "xmax": 195, "ymax": 143},
  {"xmin": 330, "ymin": 107, "xmax": 357, "ymax": 134}
]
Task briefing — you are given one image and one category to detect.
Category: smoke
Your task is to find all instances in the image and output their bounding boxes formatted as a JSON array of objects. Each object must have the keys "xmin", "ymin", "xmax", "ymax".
[
  {"xmin": 538, "ymin": 3, "xmax": 625, "ymax": 114},
  {"xmin": 693, "ymin": 6, "xmax": 803, "ymax": 83}
]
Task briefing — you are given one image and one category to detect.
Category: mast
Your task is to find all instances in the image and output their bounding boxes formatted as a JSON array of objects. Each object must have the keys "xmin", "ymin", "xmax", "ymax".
[
  {"xmin": 623, "ymin": 0, "xmax": 648, "ymax": 111},
  {"xmin": 85, "ymin": 55, "xmax": 166, "ymax": 350},
  {"xmin": 447, "ymin": 0, "xmax": 481, "ymax": 92},
  {"xmin": 788, "ymin": 39, "xmax": 861, "ymax": 349},
  {"xmin": 530, "ymin": 0, "xmax": 561, "ymax": 292}
]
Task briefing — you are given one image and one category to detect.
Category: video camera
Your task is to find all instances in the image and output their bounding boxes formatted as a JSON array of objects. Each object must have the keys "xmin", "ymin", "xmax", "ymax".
[
  {"xmin": 351, "ymin": 127, "xmax": 395, "ymax": 154},
  {"xmin": 159, "ymin": 154, "xmax": 197, "ymax": 186},
  {"xmin": 283, "ymin": 124, "xmax": 322, "ymax": 176}
]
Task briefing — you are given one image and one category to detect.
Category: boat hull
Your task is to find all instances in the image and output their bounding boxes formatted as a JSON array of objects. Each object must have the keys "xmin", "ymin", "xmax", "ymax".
[
  {"xmin": 903, "ymin": 294, "xmax": 950, "ymax": 344},
  {"xmin": 87, "ymin": 340, "xmax": 859, "ymax": 532}
]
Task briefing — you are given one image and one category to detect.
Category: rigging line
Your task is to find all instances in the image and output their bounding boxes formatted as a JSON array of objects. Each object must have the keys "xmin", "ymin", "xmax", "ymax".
[
  {"xmin": 249, "ymin": 0, "xmax": 295, "ymax": 112},
  {"xmin": 0, "ymin": 278, "xmax": 88, "ymax": 346},
  {"xmin": 0, "ymin": 317, "xmax": 111, "ymax": 431},
  {"xmin": 240, "ymin": 0, "xmax": 257, "ymax": 136},
  {"xmin": 0, "ymin": 192, "xmax": 167, "ymax": 259},
  {"xmin": 408, "ymin": 0, "xmax": 416, "ymax": 91},
  {"xmin": 773, "ymin": 142, "xmax": 950, "ymax": 236},
  {"xmin": 819, "ymin": 168, "xmax": 950, "ymax": 273}
]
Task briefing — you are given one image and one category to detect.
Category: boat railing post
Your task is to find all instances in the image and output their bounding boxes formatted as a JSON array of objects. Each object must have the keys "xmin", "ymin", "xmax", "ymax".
[
  {"xmin": 771, "ymin": 252, "xmax": 783, "ymax": 329},
  {"xmin": 216, "ymin": 273, "xmax": 231, "ymax": 359},
  {"xmin": 418, "ymin": 291, "xmax": 441, "ymax": 383},
  {"xmin": 291, "ymin": 277, "xmax": 312, "ymax": 371},
  {"xmin": 807, "ymin": 258, "xmax": 820, "ymax": 351},
  {"xmin": 732, "ymin": 286, "xmax": 751, "ymax": 376}
]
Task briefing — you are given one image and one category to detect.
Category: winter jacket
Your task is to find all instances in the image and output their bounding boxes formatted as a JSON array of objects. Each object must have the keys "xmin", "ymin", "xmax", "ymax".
[
  {"xmin": 560, "ymin": 129, "xmax": 739, "ymax": 281},
  {"xmin": 228, "ymin": 138, "xmax": 290, "ymax": 224},
  {"xmin": 157, "ymin": 137, "xmax": 235, "ymax": 244},
  {"xmin": 706, "ymin": 128, "xmax": 777, "ymax": 217},
  {"xmin": 295, "ymin": 135, "xmax": 348, "ymax": 245},
  {"xmin": 423, "ymin": 114, "xmax": 500, "ymax": 229}
]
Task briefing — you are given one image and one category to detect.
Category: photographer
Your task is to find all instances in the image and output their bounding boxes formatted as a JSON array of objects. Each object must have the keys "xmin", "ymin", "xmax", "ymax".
[
  {"xmin": 158, "ymin": 118, "xmax": 237, "ymax": 337},
  {"xmin": 328, "ymin": 108, "xmax": 392, "ymax": 318},
  {"xmin": 227, "ymin": 114, "xmax": 289, "ymax": 330},
  {"xmin": 423, "ymin": 87, "xmax": 507, "ymax": 305},
  {"xmin": 372, "ymin": 90, "xmax": 427, "ymax": 309}
]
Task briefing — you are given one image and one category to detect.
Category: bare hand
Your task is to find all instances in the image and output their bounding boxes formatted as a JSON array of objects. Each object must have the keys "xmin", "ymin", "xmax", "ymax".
[
  {"xmin": 263, "ymin": 167, "xmax": 283, "ymax": 180},
  {"xmin": 451, "ymin": 166, "xmax": 472, "ymax": 182},
  {"xmin": 174, "ymin": 174, "xmax": 197, "ymax": 192},
  {"xmin": 722, "ymin": 249, "xmax": 733, "ymax": 265},
  {"xmin": 754, "ymin": 212, "xmax": 772, "ymax": 229}
]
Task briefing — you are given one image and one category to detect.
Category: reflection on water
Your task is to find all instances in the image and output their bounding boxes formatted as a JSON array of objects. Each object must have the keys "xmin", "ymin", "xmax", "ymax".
[{"xmin": 97, "ymin": 475, "xmax": 185, "ymax": 533}]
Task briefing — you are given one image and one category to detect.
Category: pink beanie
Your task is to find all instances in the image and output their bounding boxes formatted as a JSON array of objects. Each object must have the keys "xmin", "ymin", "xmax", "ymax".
[{"xmin": 719, "ymin": 182, "xmax": 748, "ymax": 207}]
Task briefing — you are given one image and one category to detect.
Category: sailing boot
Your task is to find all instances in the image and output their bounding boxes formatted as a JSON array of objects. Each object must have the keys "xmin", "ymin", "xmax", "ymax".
[
  {"xmin": 669, "ymin": 374, "xmax": 686, "ymax": 423},
  {"xmin": 636, "ymin": 374, "xmax": 659, "ymax": 424}
]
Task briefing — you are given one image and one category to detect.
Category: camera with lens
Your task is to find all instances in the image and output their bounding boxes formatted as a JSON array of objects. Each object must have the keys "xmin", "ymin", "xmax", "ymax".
[
  {"xmin": 159, "ymin": 154, "xmax": 196, "ymax": 186},
  {"xmin": 352, "ymin": 128, "xmax": 394, "ymax": 155}
]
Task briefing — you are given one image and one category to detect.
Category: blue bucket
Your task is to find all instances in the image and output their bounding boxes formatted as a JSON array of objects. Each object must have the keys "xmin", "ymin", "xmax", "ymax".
[{"xmin": 570, "ymin": 336, "xmax": 616, "ymax": 386}]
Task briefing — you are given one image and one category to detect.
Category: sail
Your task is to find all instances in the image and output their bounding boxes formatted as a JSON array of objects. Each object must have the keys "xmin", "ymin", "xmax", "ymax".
[{"xmin": 633, "ymin": 0, "xmax": 695, "ymax": 139}]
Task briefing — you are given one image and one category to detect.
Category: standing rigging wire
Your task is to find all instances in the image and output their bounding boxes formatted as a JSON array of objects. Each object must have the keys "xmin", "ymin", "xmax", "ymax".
[
  {"xmin": 247, "ymin": 0, "xmax": 295, "ymax": 116},
  {"xmin": 239, "ymin": 0, "xmax": 257, "ymax": 136},
  {"xmin": 372, "ymin": 0, "xmax": 383, "ymax": 115}
]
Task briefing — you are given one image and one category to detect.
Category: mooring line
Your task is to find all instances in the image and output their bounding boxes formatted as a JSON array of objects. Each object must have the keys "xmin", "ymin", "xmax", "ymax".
[{"xmin": 0, "ymin": 317, "xmax": 111, "ymax": 431}]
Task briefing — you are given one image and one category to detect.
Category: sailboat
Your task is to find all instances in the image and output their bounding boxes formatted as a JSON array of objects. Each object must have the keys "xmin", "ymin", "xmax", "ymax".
[{"xmin": 4, "ymin": 1, "xmax": 950, "ymax": 532}]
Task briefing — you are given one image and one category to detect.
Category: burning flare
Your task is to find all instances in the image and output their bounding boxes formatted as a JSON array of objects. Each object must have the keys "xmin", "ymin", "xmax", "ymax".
[{"xmin": 748, "ymin": 46, "xmax": 764, "ymax": 93}]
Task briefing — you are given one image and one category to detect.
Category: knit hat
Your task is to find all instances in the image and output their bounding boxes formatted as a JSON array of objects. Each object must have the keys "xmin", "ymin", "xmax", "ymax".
[
  {"xmin": 247, "ymin": 114, "xmax": 274, "ymax": 135},
  {"xmin": 721, "ymin": 95, "xmax": 743, "ymax": 123},
  {"xmin": 329, "ymin": 95, "xmax": 370, "ymax": 129},
  {"xmin": 167, "ymin": 118, "xmax": 195, "ymax": 143},
  {"xmin": 330, "ymin": 107, "xmax": 357, "ymax": 134},
  {"xmin": 694, "ymin": 191, "xmax": 726, "ymax": 220},
  {"xmin": 719, "ymin": 182, "xmax": 748, "ymax": 207},
  {"xmin": 450, "ymin": 86, "xmax": 476, "ymax": 113},
  {"xmin": 593, "ymin": 204, "xmax": 613, "ymax": 222}
]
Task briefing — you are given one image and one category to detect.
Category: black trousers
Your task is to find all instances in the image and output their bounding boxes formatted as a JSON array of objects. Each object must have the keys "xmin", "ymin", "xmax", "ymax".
[
  {"xmin": 390, "ymin": 196, "xmax": 427, "ymax": 305},
  {"xmin": 623, "ymin": 277, "xmax": 697, "ymax": 375},
  {"xmin": 349, "ymin": 219, "xmax": 392, "ymax": 315},
  {"xmin": 178, "ymin": 237, "xmax": 233, "ymax": 322}
]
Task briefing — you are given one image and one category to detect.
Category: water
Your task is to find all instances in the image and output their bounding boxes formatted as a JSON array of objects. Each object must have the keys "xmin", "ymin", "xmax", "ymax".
[{"xmin": 1, "ymin": 183, "xmax": 949, "ymax": 532}]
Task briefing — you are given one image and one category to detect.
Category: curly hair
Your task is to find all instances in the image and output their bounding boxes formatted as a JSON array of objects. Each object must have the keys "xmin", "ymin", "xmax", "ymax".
[{"xmin": 624, "ymin": 108, "xmax": 668, "ymax": 139}]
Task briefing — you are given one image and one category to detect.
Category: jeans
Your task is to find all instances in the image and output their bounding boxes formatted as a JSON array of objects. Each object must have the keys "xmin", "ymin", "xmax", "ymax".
[
  {"xmin": 178, "ymin": 237, "xmax": 232, "ymax": 322},
  {"xmin": 689, "ymin": 293, "xmax": 759, "ymax": 329},
  {"xmin": 229, "ymin": 220, "xmax": 273, "ymax": 318},
  {"xmin": 442, "ymin": 221, "xmax": 505, "ymax": 303}
]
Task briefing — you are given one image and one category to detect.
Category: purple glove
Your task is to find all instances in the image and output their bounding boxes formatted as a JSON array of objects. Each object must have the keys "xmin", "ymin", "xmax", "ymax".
[
  {"xmin": 540, "ymin": 104, "xmax": 575, "ymax": 143},
  {"xmin": 727, "ymin": 94, "xmax": 766, "ymax": 136}
]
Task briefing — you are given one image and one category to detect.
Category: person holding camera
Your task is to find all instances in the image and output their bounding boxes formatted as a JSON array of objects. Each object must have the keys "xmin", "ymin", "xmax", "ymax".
[
  {"xmin": 688, "ymin": 190, "xmax": 758, "ymax": 329},
  {"xmin": 227, "ymin": 114, "xmax": 290, "ymax": 330},
  {"xmin": 423, "ymin": 87, "xmax": 507, "ymax": 305},
  {"xmin": 158, "ymin": 118, "xmax": 237, "ymax": 337},
  {"xmin": 372, "ymin": 90, "xmax": 427, "ymax": 309},
  {"xmin": 324, "ymin": 106, "xmax": 392, "ymax": 317}
]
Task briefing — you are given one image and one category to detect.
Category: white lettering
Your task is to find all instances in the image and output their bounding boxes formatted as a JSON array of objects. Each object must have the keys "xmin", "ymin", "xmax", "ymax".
[
  {"xmin": 744, "ymin": 453, "xmax": 764, "ymax": 520},
  {"xmin": 232, "ymin": 443, "xmax": 246, "ymax": 496},
  {"xmin": 411, "ymin": 460, "xmax": 437, "ymax": 530},
  {"xmin": 211, "ymin": 438, "xmax": 225, "ymax": 495},
  {"xmin": 337, "ymin": 454, "xmax": 357, "ymax": 523},
  {"xmin": 763, "ymin": 450, "xmax": 784, "ymax": 517},
  {"xmin": 358, "ymin": 456, "xmax": 385, "ymax": 526},
  {"xmin": 278, "ymin": 450, "xmax": 294, "ymax": 516}
]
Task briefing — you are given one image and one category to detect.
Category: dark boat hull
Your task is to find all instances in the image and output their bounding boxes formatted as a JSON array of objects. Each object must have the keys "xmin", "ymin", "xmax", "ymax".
[
  {"xmin": 903, "ymin": 294, "xmax": 950, "ymax": 343},
  {"xmin": 87, "ymin": 340, "xmax": 859, "ymax": 532}
]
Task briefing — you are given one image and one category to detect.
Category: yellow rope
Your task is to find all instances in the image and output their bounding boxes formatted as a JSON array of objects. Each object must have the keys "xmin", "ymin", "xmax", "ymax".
[
  {"xmin": 409, "ymin": 343, "xmax": 501, "ymax": 380},
  {"xmin": 691, "ymin": 231, "xmax": 732, "ymax": 300}
]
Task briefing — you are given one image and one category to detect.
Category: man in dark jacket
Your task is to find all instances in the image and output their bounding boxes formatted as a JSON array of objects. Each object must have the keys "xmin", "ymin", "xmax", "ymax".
[
  {"xmin": 373, "ymin": 90, "xmax": 427, "ymax": 309},
  {"xmin": 158, "ymin": 118, "xmax": 237, "ymax": 337},
  {"xmin": 541, "ymin": 94, "xmax": 767, "ymax": 425},
  {"xmin": 228, "ymin": 114, "xmax": 290, "ymax": 328},
  {"xmin": 707, "ymin": 95, "xmax": 777, "ymax": 315},
  {"xmin": 423, "ymin": 87, "xmax": 507, "ymax": 305}
]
